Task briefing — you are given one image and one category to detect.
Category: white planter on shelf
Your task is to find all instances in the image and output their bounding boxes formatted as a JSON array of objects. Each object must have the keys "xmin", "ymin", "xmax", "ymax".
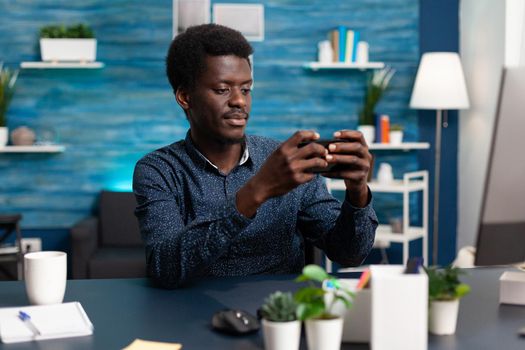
[
  {"xmin": 305, "ymin": 317, "xmax": 343, "ymax": 350},
  {"xmin": 40, "ymin": 38, "xmax": 97, "ymax": 62},
  {"xmin": 0, "ymin": 127, "xmax": 8, "ymax": 147},
  {"xmin": 429, "ymin": 299, "xmax": 460, "ymax": 335},
  {"xmin": 262, "ymin": 319, "xmax": 301, "ymax": 350},
  {"xmin": 389, "ymin": 130, "xmax": 404, "ymax": 145},
  {"xmin": 357, "ymin": 125, "xmax": 375, "ymax": 145}
]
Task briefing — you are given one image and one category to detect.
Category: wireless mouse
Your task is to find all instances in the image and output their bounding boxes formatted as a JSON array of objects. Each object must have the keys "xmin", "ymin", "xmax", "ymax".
[{"xmin": 211, "ymin": 309, "xmax": 260, "ymax": 335}]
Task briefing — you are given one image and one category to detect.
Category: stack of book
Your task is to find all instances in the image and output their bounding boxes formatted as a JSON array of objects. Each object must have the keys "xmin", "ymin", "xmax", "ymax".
[{"xmin": 329, "ymin": 26, "xmax": 361, "ymax": 63}]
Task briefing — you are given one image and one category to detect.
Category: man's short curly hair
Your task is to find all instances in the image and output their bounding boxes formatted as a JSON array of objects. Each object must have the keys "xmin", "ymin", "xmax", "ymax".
[{"xmin": 166, "ymin": 23, "xmax": 253, "ymax": 93}]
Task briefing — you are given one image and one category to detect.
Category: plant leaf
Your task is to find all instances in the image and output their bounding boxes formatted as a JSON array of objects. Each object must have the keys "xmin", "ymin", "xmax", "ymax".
[{"xmin": 302, "ymin": 264, "xmax": 329, "ymax": 283}]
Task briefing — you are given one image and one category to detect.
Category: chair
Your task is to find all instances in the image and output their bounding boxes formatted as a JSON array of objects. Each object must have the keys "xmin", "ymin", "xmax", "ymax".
[
  {"xmin": 70, "ymin": 191, "xmax": 146, "ymax": 279},
  {"xmin": 0, "ymin": 214, "xmax": 23, "ymax": 280}
]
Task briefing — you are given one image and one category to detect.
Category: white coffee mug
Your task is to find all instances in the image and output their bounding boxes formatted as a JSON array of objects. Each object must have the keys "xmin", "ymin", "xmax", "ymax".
[{"xmin": 24, "ymin": 251, "xmax": 67, "ymax": 305}]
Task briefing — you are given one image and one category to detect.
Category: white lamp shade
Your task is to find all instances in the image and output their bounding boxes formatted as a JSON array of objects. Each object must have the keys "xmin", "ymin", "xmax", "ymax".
[{"xmin": 410, "ymin": 52, "xmax": 470, "ymax": 110}]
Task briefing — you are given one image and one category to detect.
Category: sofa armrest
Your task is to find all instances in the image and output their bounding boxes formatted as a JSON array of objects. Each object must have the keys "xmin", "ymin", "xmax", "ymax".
[{"xmin": 70, "ymin": 217, "xmax": 99, "ymax": 279}]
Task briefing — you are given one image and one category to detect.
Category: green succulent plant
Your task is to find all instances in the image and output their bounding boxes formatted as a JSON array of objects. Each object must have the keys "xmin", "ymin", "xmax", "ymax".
[
  {"xmin": 40, "ymin": 23, "xmax": 95, "ymax": 39},
  {"xmin": 390, "ymin": 124, "xmax": 404, "ymax": 131},
  {"xmin": 425, "ymin": 265, "xmax": 471, "ymax": 301},
  {"xmin": 294, "ymin": 264, "xmax": 354, "ymax": 321},
  {"xmin": 0, "ymin": 63, "xmax": 19, "ymax": 127},
  {"xmin": 260, "ymin": 291, "xmax": 297, "ymax": 322}
]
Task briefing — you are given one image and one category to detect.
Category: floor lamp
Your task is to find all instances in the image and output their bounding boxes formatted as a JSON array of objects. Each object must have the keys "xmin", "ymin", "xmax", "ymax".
[{"xmin": 409, "ymin": 52, "xmax": 470, "ymax": 265}]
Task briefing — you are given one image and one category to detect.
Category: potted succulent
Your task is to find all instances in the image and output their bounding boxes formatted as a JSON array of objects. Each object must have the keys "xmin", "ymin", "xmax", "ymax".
[
  {"xmin": 294, "ymin": 265, "xmax": 354, "ymax": 350},
  {"xmin": 260, "ymin": 291, "xmax": 300, "ymax": 350},
  {"xmin": 357, "ymin": 67, "xmax": 395, "ymax": 144},
  {"xmin": 389, "ymin": 124, "xmax": 404, "ymax": 145},
  {"xmin": 0, "ymin": 63, "xmax": 19, "ymax": 147},
  {"xmin": 39, "ymin": 23, "xmax": 97, "ymax": 62},
  {"xmin": 425, "ymin": 265, "xmax": 471, "ymax": 335}
]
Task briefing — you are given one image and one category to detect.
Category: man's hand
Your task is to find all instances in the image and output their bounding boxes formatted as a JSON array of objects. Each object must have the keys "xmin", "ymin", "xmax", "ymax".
[
  {"xmin": 236, "ymin": 130, "xmax": 328, "ymax": 217},
  {"xmin": 322, "ymin": 130, "xmax": 372, "ymax": 208}
]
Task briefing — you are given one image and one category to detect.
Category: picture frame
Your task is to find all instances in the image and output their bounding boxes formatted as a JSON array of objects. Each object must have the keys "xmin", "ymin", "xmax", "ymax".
[
  {"xmin": 172, "ymin": 0, "xmax": 210, "ymax": 38},
  {"xmin": 212, "ymin": 4, "xmax": 265, "ymax": 41}
]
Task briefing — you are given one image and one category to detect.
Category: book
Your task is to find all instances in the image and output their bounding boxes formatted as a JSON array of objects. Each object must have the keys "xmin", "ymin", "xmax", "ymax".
[
  {"xmin": 375, "ymin": 113, "xmax": 382, "ymax": 143},
  {"xmin": 0, "ymin": 302, "xmax": 93, "ymax": 344},
  {"xmin": 338, "ymin": 25, "xmax": 347, "ymax": 62},
  {"xmin": 344, "ymin": 30, "xmax": 355, "ymax": 63},
  {"xmin": 352, "ymin": 31, "xmax": 361, "ymax": 62},
  {"xmin": 330, "ymin": 29, "xmax": 339, "ymax": 63}
]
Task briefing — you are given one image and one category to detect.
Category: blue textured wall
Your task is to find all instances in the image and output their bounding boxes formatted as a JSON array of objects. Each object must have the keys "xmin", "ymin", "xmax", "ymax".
[{"xmin": 0, "ymin": 0, "xmax": 423, "ymax": 264}]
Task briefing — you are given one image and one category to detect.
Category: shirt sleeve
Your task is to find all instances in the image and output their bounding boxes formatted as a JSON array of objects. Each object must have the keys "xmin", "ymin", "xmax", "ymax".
[
  {"xmin": 133, "ymin": 157, "xmax": 252, "ymax": 289},
  {"xmin": 297, "ymin": 175, "xmax": 378, "ymax": 267}
]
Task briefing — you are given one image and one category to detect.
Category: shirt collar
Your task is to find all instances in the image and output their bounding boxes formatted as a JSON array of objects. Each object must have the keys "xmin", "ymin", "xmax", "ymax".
[{"xmin": 184, "ymin": 131, "xmax": 250, "ymax": 171}]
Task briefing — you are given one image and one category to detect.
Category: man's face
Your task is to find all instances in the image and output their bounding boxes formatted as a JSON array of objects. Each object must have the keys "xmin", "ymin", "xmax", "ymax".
[{"xmin": 182, "ymin": 55, "xmax": 252, "ymax": 145}]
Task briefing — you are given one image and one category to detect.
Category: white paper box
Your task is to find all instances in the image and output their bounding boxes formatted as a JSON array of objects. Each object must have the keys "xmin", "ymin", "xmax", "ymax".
[
  {"xmin": 333, "ymin": 279, "xmax": 371, "ymax": 343},
  {"xmin": 499, "ymin": 271, "xmax": 525, "ymax": 305},
  {"xmin": 40, "ymin": 39, "xmax": 97, "ymax": 62},
  {"xmin": 370, "ymin": 265, "xmax": 428, "ymax": 350}
]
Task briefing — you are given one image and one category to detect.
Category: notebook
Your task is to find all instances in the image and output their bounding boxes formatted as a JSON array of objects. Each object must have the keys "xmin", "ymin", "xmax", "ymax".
[{"xmin": 0, "ymin": 301, "xmax": 93, "ymax": 343}]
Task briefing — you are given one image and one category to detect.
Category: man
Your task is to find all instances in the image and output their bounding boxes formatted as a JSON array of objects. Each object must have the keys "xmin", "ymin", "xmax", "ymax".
[{"xmin": 133, "ymin": 24, "xmax": 378, "ymax": 289}]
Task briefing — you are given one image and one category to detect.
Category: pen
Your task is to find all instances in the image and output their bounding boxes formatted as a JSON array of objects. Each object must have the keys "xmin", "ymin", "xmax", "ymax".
[{"xmin": 18, "ymin": 311, "xmax": 41, "ymax": 337}]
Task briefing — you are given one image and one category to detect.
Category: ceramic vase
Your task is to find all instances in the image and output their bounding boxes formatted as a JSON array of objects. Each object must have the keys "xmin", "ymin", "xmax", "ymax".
[
  {"xmin": 305, "ymin": 317, "xmax": 343, "ymax": 350},
  {"xmin": 389, "ymin": 130, "xmax": 404, "ymax": 145},
  {"xmin": 357, "ymin": 125, "xmax": 375, "ymax": 145},
  {"xmin": 262, "ymin": 319, "xmax": 301, "ymax": 350},
  {"xmin": 429, "ymin": 299, "xmax": 460, "ymax": 335},
  {"xmin": 0, "ymin": 127, "xmax": 8, "ymax": 147},
  {"xmin": 40, "ymin": 38, "xmax": 97, "ymax": 62}
]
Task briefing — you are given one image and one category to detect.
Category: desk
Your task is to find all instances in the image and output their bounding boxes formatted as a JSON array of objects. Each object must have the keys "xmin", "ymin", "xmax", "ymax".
[{"xmin": 0, "ymin": 268, "xmax": 523, "ymax": 349}]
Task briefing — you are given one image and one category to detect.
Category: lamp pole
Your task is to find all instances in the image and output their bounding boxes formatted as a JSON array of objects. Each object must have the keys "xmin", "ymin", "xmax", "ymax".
[{"xmin": 433, "ymin": 109, "xmax": 443, "ymax": 265}]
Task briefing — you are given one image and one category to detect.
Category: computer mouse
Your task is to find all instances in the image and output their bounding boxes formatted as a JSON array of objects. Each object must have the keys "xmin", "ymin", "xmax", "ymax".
[{"xmin": 211, "ymin": 309, "xmax": 260, "ymax": 335}]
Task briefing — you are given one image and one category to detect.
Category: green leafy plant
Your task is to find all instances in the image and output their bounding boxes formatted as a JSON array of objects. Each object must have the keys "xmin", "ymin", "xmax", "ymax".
[
  {"xmin": 294, "ymin": 265, "xmax": 354, "ymax": 321},
  {"xmin": 40, "ymin": 23, "xmax": 95, "ymax": 39},
  {"xmin": 260, "ymin": 291, "xmax": 298, "ymax": 322},
  {"xmin": 0, "ymin": 63, "xmax": 19, "ymax": 127},
  {"xmin": 425, "ymin": 265, "xmax": 471, "ymax": 301},
  {"xmin": 358, "ymin": 67, "xmax": 396, "ymax": 126},
  {"xmin": 390, "ymin": 124, "xmax": 404, "ymax": 131}
]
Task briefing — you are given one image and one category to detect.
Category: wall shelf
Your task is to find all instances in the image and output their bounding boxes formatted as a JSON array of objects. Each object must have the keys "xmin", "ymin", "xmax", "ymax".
[
  {"xmin": 0, "ymin": 145, "xmax": 65, "ymax": 153},
  {"xmin": 303, "ymin": 61, "xmax": 385, "ymax": 71},
  {"xmin": 20, "ymin": 62, "xmax": 105, "ymax": 69},
  {"xmin": 368, "ymin": 142, "xmax": 430, "ymax": 151}
]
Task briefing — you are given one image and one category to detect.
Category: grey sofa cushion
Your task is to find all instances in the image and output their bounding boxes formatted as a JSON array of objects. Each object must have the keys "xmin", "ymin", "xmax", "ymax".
[
  {"xmin": 99, "ymin": 191, "xmax": 142, "ymax": 247},
  {"xmin": 88, "ymin": 247, "xmax": 146, "ymax": 279}
]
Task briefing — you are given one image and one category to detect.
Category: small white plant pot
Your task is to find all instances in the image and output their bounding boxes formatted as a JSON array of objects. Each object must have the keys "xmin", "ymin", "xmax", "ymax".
[
  {"xmin": 0, "ymin": 127, "xmax": 8, "ymax": 147},
  {"xmin": 357, "ymin": 125, "xmax": 375, "ymax": 145},
  {"xmin": 262, "ymin": 319, "xmax": 301, "ymax": 350},
  {"xmin": 305, "ymin": 317, "xmax": 344, "ymax": 350},
  {"xmin": 389, "ymin": 130, "xmax": 404, "ymax": 145},
  {"xmin": 40, "ymin": 38, "xmax": 97, "ymax": 62},
  {"xmin": 429, "ymin": 299, "xmax": 460, "ymax": 335}
]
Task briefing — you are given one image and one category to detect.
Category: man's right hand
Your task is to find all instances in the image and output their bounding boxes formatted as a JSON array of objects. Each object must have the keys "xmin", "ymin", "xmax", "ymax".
[{"xmin": 236, "ymin": 130, "xmax": 328, "ymax": 218}]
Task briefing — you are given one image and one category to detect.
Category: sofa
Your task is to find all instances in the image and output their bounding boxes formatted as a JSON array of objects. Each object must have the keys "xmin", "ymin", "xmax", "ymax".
[{"xmin": 70, "ymin": 190, "xmax": 146, "ymax": 279}]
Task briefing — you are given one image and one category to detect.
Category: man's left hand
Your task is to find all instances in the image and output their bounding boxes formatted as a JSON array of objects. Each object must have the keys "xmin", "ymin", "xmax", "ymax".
[{"xmin": 322, "ymin": 130, "xmax": 372, "ymax": 208}]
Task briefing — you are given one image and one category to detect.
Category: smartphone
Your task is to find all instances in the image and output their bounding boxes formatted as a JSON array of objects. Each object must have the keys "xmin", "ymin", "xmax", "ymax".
[{"xmin": 298, "ymin": 138, "xmax": 349, "ymax": 174}]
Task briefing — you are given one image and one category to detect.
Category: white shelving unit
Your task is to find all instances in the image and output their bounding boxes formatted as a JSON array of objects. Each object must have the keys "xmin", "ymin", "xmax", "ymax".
[
  {"xmin": 326, "ymin": 170, "xmax": 429, "ymax": 272},
  {"xmin": 368, "ymin": 142, "xmax": 430, "ymax": 151},
  {"xmin": 20, "ymin": 62, "xmax": 104, "ymax": 69},
  {"xmin": 303, "ymin": 61, "xmax": 385, "ymax": 71},
  {"xmin": 0, "ymin": 145, "xmax": 65, "ymax": 153}
]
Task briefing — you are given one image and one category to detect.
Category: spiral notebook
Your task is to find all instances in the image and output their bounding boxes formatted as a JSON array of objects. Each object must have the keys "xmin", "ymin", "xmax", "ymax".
[{"xmin": 0, "ymin": 301, "xmax": 93, "ymax": 344}]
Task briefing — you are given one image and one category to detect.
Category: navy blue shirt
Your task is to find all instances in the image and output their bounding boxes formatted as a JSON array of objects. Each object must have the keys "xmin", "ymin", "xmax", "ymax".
[{"xmin": 133, "ymin": 133, "xmax": 378, "ymax": 288}]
